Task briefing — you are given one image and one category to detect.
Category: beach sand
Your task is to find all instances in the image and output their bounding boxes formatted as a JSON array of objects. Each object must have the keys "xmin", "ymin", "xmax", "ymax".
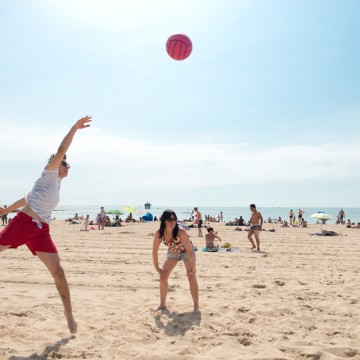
[{"xmin": 1, "ymin": 220, "xmax": 359, "ymax": 360}]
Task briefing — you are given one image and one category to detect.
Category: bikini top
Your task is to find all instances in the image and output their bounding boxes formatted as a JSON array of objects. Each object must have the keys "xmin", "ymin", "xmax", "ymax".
[{"xmin": 161, "ymin": 235, "xmax": 187, "ymax": 254}]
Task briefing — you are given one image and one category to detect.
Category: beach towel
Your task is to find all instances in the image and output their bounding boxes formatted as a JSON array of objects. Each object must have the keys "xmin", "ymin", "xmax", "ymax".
[{"xmin": 202, "ymin": 247, "xmax": 242, "ymax": 253}]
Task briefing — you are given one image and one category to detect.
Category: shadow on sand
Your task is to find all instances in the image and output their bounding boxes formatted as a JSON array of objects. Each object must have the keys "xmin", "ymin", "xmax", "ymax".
[
  {"xmin": 154, "ymin": 308, "xmax": 201, "ymax": 336},
  {"xmin": 9, "ymin": 336, "xmax": 74, "ymax": 360}
]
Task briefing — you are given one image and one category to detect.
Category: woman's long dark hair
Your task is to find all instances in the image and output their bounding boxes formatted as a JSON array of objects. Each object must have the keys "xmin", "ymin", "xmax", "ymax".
[{"xmin": 159, "ymin": 210, "xmax": 179, "ymax": 239}]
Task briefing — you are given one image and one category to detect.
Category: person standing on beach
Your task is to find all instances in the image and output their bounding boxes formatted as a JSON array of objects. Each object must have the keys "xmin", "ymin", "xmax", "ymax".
[
  {"xmin": 298, "ymin": 209, "xmax": 304, "ymax": 225},
  {"xmin": 1, "ymin": 205, "xmax": 8, "ymax": 226},
  {"xmin": 289, "ymin": 209, "xmax": 294, "ymax": 226},
  {"xmin": 152, "ymin": 210, "xmax": 199, "ymax": 312},
  {"xmin": 338, "ymin": 208, "xmax": 345, "ymax": 224},
  {"xmin": 247, "ymin": 204, "xmax": 263, "ymax": 252},
  {"xmin": 218, "ymin": 211, "xmax": 223, "ymax": 223},
  {"xmin": 0, "ymin": 116, "xmax": 92, "ymax": 333},
  {"xmin": 193, "ymin": 207, "xmax": 203, "ymax": 237},
  {"xmin": 99, "ymin": 206, "xmax": 107, "ymax": 230}
]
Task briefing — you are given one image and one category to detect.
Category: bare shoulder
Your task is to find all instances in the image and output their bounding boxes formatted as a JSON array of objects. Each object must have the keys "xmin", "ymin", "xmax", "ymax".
[{"xmin": 179, "ymin": 228, "xmax": 189, "ymax": 238}]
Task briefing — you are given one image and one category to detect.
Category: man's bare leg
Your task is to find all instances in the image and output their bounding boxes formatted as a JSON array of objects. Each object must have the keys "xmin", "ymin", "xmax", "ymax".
[
  {"xmin": 247, "ymin": 230, "xmax": 256, "ymax": 250},
  {"xmin": 253, "ymin": 230, "xmax": 261, "ymax": 252},
  {"xmin": 36, "ymin": 251, "xmax": 77, "ymax": 333}
]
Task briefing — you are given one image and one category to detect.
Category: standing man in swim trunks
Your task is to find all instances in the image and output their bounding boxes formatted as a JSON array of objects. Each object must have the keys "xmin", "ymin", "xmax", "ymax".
[
  {"xmin": 247, "ymin": 204, "xmax": 263, "ymax": 252},
  {"xmin": 289, "ymin": 209, "xmax": 294, "ymax": 226},
  {"xmin": 193, "ymin": 207, "xmax": 203, "ymax": 237},
  {"xmin": 0, "ymin": 115, "xmax": 92, "ymax": 333},
  {"xmin": 298, "ymin": 209, "xmax": 304, "ymax": 225},
  {"xmin": 1, "ymin": 205, "xmax": 8, "ymax": 226}
]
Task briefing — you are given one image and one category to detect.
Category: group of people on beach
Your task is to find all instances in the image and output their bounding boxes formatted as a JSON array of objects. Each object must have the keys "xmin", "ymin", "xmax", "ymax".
[
  {"xmin": 0, "ymin": 116, "xmax": 354, "ymax": 335},
  {"xmin": 0, "ymin": 118, "xmax": 200, "ymax": 333}
]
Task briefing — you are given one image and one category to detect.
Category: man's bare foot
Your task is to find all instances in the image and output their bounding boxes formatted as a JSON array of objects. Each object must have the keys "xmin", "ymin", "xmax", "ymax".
[
  {"xmin": 193, "ymin": 305, "xmax": 200, "ymax": 312},
  {"xmin": 152, "ymin": 305, "xmax": 166, "ymax": 312},
  {"xmin": 65, "ymin": 312, "xmax": 77, "ymax": 334},
  {"xmin": 251, "ymin": 246, "xmax": 256, "ymax": 250}
]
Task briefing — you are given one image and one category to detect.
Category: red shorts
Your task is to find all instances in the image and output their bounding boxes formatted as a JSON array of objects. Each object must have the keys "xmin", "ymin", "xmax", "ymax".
[{"xmin": 0, "ymin": 212, "xmax": 58, "ymax": 255}]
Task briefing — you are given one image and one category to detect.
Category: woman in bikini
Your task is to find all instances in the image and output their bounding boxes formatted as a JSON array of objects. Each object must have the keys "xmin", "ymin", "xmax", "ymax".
[{"xmin": 152, "ymin": 210, "xmax": 199, "ymax": 312}]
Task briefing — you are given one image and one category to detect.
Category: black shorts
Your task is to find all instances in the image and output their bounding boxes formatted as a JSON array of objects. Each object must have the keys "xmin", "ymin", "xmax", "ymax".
[{"xmin": 198, "ymin": 220, "xmax": 203, "ymax": 228}]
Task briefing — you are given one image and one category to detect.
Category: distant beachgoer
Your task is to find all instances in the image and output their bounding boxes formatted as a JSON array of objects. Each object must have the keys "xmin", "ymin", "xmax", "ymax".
[
  {"xmin": 289, "ymin": 209, "xmax": 294, "ymax": 226},
  {"xmin": 126, "ymin": 212, "xmax": 133, "ymax": 222},
  {"xmin": 96, "ymin": 213, "xmax": 101, "ymax": 229},
  {"xmin": 298, "ymin": 209, "xmax": 304, "ymax": 223},
  {"xmin": 338, "ymin": 208, "xmax": 345, "ymax": 224},
  {"xmin": 346, "ymin": 219, "xmax": 351, "ymax": 228},
  {"xmin": 300, "ymin": 219, "xmax": 308, "ymax": 227},
  {"xmin": 152, "ymin": 210, "xmax": 199, "ymax": 312},
  {"xmin": 1, "ymin": 205, "xmax": 8, "ymax": 226},
  {"xmin": 0, "ymin": 115, "xmax": 92, "ymax": 333},
  {"xmin": 99, "ymin": 207, "xmax": 106, "ymax": 229},
  {"xmin": 205, "ymin": 227, "xmax": 222, "ymax": 249},
  {"xmin": 247, "ymin": 204, "xmax": 263, "ymax": 252},
  {"xmin": 238, "ymin": 216, "xmax": 246, "ymax": 226},
  {"xmin": 218, "ymin": 211, "xmax": 223, "ymax": 222},
  {"xmin": 84, "ymin": 215, "xmax": 90, "ymax": 231},
  {"xmin": 310, "ymin": 230, "xmax": 339, "ymax": 236},
  {"xmin": 193, "ymin": 207, "xmax": 203, "ymax": 237}
]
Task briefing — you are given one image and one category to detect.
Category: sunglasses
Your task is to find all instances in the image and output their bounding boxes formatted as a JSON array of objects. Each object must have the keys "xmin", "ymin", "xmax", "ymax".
[
  {"xmin": 166, "ymin": 217, "xmax": 177, "ymax": 223},
  {"xmin": 61, "ymin": 161, "xmax": 70, "ymax": 169}
]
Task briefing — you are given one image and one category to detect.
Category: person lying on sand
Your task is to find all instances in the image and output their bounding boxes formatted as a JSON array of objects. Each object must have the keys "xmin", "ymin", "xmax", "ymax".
[{"xmin": 310, "ymin": 230, "xmax": 340, "ymax": 236}]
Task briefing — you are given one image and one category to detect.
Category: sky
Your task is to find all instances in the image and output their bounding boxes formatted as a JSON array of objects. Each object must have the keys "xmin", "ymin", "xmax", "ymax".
[{"xmin": 0, "ymin": 0, "xmax": 359, "ymax": 207}]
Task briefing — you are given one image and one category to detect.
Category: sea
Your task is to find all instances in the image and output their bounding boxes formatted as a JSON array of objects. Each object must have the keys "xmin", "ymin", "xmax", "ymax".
[{"xmin": 41, "ymin": 205, "xmax": 360, "ymax": 224}]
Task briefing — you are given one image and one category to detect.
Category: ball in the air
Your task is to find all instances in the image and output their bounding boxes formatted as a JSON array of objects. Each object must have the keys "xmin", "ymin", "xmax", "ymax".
[{"xmin": 166, "ymin": 34, "xmax": 192, "ymax": 61}]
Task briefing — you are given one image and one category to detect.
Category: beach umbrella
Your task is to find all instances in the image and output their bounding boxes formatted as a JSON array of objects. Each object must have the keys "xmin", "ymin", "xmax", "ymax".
[
  {"xmin": 107, "ymin": 209, "xmax": 124, "ymax": 215},
  {"xmin": 123, "ymin": 205, "xmax": 136, "ymax": 213},
  {"xmin": 310, "ymin": 212, "xmax": 332, "ymax": 231},
  {"xmin": 142, "ymin": 212, "xmax": 153, "ymax": 222}
]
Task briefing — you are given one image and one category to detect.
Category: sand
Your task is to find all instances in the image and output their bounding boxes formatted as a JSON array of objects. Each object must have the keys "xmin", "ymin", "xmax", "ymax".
[{"xmin": 0, "ymin": 220, "xmax": 359, "ymax": 360}]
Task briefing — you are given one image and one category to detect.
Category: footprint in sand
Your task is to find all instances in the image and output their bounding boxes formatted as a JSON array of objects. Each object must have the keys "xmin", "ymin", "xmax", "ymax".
[{"xmin": 275, "ymin": 280, "xmax": 285, "ymax": 286}]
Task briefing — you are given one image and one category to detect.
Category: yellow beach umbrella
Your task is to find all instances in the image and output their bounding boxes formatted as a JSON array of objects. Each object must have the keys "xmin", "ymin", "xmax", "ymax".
[{"xmin": 123, "ymin": 205, "xmax": 136, "ymax": 213}]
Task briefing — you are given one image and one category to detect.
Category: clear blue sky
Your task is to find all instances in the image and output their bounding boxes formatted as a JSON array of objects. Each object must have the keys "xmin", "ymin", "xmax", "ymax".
[{"xmin": 0, "ymin": 0, "xmax": 359, "ymax": 207}]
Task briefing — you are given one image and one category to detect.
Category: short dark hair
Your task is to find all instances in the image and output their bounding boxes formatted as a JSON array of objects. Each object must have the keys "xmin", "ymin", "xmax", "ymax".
[
  {"xmin": 207, "ymin": 227, "xmax": 214, "ymax": 232},
  {"xmin": 250, "ymin": 204, "xmax": 256, "ymax": 209}
]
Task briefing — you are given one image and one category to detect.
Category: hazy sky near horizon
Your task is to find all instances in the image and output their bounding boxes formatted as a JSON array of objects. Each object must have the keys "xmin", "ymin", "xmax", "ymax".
[{"xmin": 1, "ymin": 0, "xmax": 359, "ymax": 208}]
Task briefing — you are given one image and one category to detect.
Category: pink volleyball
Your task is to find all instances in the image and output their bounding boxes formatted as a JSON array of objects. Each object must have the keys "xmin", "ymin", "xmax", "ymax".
[{"xmin": 166, "ymin": 34, "xmax": 193, "ymax": 61}]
